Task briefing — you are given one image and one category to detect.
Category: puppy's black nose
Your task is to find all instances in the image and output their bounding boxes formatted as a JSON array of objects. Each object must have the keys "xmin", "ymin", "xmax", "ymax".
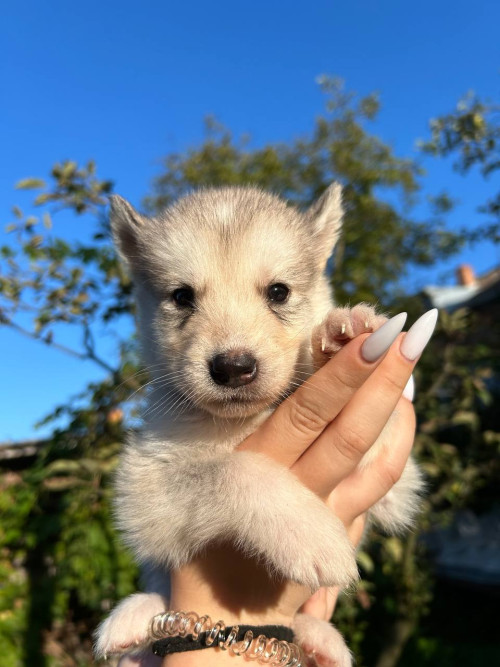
[{"xmin": 209, "ymin": 352, "xmax": 258, "ymax": 387}]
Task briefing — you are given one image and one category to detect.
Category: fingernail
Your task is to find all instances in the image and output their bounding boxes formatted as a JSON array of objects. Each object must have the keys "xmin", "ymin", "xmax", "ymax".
[
  {"xmin": 400, "ymin": 309, "xmax": 439, "ymax": 361},
  {"xmin": 403, "ymin": 375, "xmax": 415, "ymax": 401},
  {"xmin": 361, "ymin": 313, "xmax": 407, "ymax": 362}
]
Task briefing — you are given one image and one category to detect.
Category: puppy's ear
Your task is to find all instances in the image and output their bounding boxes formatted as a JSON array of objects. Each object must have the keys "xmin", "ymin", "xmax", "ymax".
[
  {"xmin": 306, "ymin": 182, "xmax": 343, "ymax": 268},
  {"xmin": 109, "ymin": 195, "xmax": 148, "ymax": 268}
]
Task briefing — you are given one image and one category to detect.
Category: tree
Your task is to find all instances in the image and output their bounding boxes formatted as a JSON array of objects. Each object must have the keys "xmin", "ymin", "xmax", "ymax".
[
  {"xmin": 1, "ymin": 78, "xmax": 497, "ymax": 666},
  {"xmin": 420, "ymin": 90, "xmax": 500, "ymax": 245}
]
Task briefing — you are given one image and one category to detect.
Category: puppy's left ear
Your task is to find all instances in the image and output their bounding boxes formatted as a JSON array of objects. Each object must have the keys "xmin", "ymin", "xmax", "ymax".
[
  {"xmin": 306, "ymin": 182, "xmax": 343, "ymax": 268},
  {"xmin": 109, "ymin": 195, "xmax": 148, "ymax": 271}
]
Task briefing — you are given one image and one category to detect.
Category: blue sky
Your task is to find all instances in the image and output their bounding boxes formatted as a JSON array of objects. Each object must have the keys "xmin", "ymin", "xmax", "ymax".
[{"xmin": 1, "ymin": 0, "xmax": 499, "ymax": 441}]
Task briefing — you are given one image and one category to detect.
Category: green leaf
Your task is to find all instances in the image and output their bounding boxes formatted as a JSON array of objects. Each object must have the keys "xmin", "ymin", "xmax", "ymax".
[
  {"xmin": 357, "ymin": 550, "xmax": 374, "ymax": 574},
  {"xmin": 15, "ymin": 178, "xmax": 46, "ymax": 190}
]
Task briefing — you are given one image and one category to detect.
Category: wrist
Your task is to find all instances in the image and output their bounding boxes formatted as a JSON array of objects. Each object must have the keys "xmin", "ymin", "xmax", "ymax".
[
  {"xmin": 162, "ymin": 651, "xmax": 240, "ymax": 666},
  {"xmin": 162, "ymin": 650, "xmax": 234, "ymax": 666}
]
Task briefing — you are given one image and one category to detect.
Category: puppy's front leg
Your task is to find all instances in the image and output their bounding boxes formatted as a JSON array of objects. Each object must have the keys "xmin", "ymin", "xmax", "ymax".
[
  {"xmin": 94, "ymin": 560, "xmax": 171, "ymax": 660},
  {"xmin": 292, "ymin": 613, "xmax": 352, "ymax": 667},
  {"xmin": 117, "ymin": 449, "xmax": 358, "ymax": 591},
  {"xmin": 94, "ymin": 592, "xmax": 167, "ymax": 659}
]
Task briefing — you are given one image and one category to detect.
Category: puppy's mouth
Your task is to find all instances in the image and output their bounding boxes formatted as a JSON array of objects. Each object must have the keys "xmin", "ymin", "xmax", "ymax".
[
  {"xmin": 203, "ymin": 388, "xmax": 272, "ymax": 416},
  {"xmin": 199, "ymin": 378, "xmax": 296, "ymax": 418}
]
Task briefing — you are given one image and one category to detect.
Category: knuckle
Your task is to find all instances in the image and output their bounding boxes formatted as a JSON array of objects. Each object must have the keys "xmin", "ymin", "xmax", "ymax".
[
  {"xmin": 289, "ymin": 398, "xmax": 327, "ymax": 437},
  {"xmin": 334, "ymin": 425, "xmax": 368, "ymax": 463},
  {"xmin": 332, "ymin": 367, "xmax": 361, "ymax": 392},
  {"xmin": 380, "ymin": 369, "xmax": 406, "ymax": 394}
]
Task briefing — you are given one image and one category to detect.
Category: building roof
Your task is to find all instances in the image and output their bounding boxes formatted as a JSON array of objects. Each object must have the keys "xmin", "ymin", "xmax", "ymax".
[
  {"xmin": 423, "ymin": 265, "xmax": 500, "ymax": 312},
  {"xmin": 0, "ymin": 438, "xmax": 47, "ymax": 462}
]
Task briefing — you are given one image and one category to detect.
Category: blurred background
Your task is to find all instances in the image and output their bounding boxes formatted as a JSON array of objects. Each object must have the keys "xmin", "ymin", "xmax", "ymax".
[{"xmin": 1, "ymin": 1, "xmax": 499, "ymax": 665}]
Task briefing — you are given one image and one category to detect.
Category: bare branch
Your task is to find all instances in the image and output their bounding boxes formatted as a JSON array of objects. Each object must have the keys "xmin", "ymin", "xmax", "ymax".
[{"xmin": 1, "ymin": 316, "xmax": 116, "ymax": 375}]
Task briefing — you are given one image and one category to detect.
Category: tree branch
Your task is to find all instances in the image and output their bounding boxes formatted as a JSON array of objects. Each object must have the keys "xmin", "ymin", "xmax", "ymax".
[
  {"xmin": 1, "ymin": 317, "xmax": 116, "ymax": 375},
  {"xmin": 82, "ymin": 322, "xmax": 116, "ymax": 374}
]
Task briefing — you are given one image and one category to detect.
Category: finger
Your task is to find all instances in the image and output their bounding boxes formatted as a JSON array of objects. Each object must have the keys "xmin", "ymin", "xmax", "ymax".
[
  {"xmin": 346, "ymin": 514, "xmax": 367, "ymax": 546},
  {"xmin": 330, "ymin": 398, "xmax": 416, "ymax": 525},
  {"xmin": 292, "ymin": 338, "xmax": 414, "ymax": 496},
  {"xmin": 292, "ymin": 309, "xmax": 437, "ymax": 496},
  {"xmin": 299, "ymin": 587, "xmax": 338, "ymax": 621},
  {"xmin": 239, "ymin": 313, "xmax": 407, "ymax": 466}
]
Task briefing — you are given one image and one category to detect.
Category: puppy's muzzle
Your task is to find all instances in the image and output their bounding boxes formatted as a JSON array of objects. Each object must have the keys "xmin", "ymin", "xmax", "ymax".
[{"xmin": 209, "ymin": 351, "xmax": 258, "ymax": 388}]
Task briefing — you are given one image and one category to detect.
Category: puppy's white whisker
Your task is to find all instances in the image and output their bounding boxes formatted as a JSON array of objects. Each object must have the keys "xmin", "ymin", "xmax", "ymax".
[
  {"xmin": 142, "ymin": 387, "xmax": 182, "ymax": 418},
  {"xmin": 124, "ymin": 372, "xmax": 187, "ymax": 404}
]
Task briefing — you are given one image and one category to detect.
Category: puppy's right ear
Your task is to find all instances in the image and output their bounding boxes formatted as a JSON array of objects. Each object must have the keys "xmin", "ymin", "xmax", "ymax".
[
  {"xmin": 306, "ymin": 182, "xmax": 344, "ymax": 269},
  {"xmin": 109, "ymin": 195, "xmax": 147, "ymax": 268}
]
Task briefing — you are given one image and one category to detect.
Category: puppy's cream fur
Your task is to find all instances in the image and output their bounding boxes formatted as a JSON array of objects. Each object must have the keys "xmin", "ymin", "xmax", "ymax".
[{"xmin": 95, "ymin": 184, "xmax": 423, "ymax": 665}]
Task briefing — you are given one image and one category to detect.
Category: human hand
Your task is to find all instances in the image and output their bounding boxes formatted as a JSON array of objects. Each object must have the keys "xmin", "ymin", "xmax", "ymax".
[{"xmin": 162, "ymin": 310, "xmax": 437, "ymax": 665}]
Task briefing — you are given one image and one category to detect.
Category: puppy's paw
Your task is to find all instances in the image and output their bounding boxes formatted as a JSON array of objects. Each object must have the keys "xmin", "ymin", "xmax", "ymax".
[
  {"xmin": 312, "ymin": 304, "xmax": 387, "ymax": 369},
  {"xmin": 94, "ymin": 593, "xmax": 167, "ymax": 658},
  {"xmin": 226, "ymin": 453, "xmax": 359, "ymax": 590},
  {"xmin": 292, "ymin": 613, "xmax": 352, "ymax": 667},
  {"xmin": 261, "ymin": 506, "xmax": 358, "ymax": 590}
]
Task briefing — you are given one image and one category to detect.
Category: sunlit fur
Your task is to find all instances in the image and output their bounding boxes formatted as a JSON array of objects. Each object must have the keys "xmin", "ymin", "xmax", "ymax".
[
  {"xmin": 94, "ymin": 184, "xmax": 423, "ymax": 665},
  {"xmin": 116, "ymin": 187, "xmax": 337, "ymax": 420}
]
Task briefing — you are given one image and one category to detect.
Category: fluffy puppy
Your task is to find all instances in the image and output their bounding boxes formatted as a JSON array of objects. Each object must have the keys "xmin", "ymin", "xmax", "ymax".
[{"xmin": 95, "ymin": 184, "xmax": 422, "ymax": 666}]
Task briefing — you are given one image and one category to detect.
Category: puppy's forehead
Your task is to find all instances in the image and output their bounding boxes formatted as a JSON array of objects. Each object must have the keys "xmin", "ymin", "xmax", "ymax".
[
  {"xmin": 160, "ymin": 188, "xmax": 310, "ymax": 282},
  {"xmin": 169, "ymin": 187, "xmax": 296, "ymax": 234}
]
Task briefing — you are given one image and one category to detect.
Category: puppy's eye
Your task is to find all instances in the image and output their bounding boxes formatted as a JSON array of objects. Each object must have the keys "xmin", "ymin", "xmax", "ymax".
[
  {"xmin": 172, "ymin": 287, "xmax": 195, "ymax": 308},
  {"xmin": 267, "ymin": 283, "xmax": 290, "ymax": 304}
]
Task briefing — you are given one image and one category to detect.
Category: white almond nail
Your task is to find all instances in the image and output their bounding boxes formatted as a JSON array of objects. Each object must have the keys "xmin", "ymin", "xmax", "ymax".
[
  {"xmin": 361, "ymin": 312, "xmax": 408, "ymax": 362},
  {"xmin": 403, "ymin": 375, "xmax": 415, "ymax": 401},
  {"xmin": 400, "ymin": 309, "xmax": 439, "ymax": 361}
]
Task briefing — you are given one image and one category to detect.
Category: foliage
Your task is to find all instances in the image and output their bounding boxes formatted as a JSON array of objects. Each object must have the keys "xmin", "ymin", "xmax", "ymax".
[
  {"xmin": 1, "ymin": 79, "xmax": 498, "ymax": 666},
  {"xmin": 0, "ymin": 379, "xmax": 139, "ymax": 666},
  {"xmin": 419, "ymin": 91, "xmax": 500, "ymax": 245}
]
